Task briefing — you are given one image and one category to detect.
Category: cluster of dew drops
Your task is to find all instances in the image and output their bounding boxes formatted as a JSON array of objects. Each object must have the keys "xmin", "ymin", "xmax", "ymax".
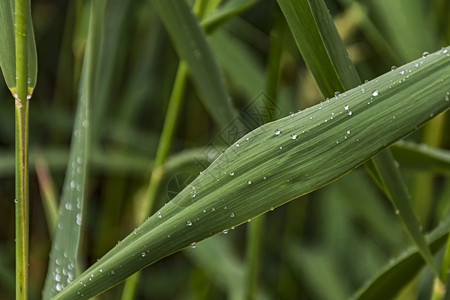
[{"xmin": 168, "ymin": 47, "xmax": 450, "ymax": 253}]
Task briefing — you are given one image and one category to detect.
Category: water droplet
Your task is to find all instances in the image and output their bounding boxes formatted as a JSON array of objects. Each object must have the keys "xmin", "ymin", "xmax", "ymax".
[
  {"xmin": 399, "ymin": 69, "xmax": 405, "ymax": 75},
  {"xmin": 186, "ymin": 220, "xmax": 192, "ymax": 226},
  {"xmin": 348, "ymin": 111, "xmax": 353, "ymax": 116},
  {"xmin": 99, "ymin": 268, "xmax": 103, "ymax": 273},
  {"xmin": 391, "ymin": 66, "xmax": 397, "ymax": 71},
  {"xmin": 223, "ymin": 229, "xmax": 229, "ymax": 234},
  {"xmin": 229, "ymin": 172, "xmax": 234, "ymax": 176},
  {"xmin": 274, "ymin": 129, "xmax": 281, "ymax": 136},
  {"xmin": 442, "ymin": 48, "xmax": 448, "ymax": 54},
  {"xmin": 141, "ymin": 252, "xmax": 146, "ymax": 257},
  {"xmin": 334, "ymin": 91, "xmax": 340, "ymax": 98},
  {"xmin": 371, "ymin": 90, "xmax": 379, "ymax": 97},
  {"xmin": 26, "ymin": 94, "xmax": 31, "ymax": 100},
  {"xmin": 289, "ymin": 112, "xmax": 294, "ymax": 117},
  {"xmin": 190, "ymin": 242, "xmax": 196, "ymax": 248},
  {"xmin": 14, "ymin": 199, "xmax": 17, "ymax": 204},
  {"xmin": 422, "ymin": 51, "xmax": 429, "ymax": 58},
  {"xmin": 346, "ymin": 130, "xmax": 351, "ymax": 135},
  {"xmin": 270, "ymin": 207, "xmax": 274, "ymax": 211},
  {"xmin": 344, "ymin": 105, "xmax": 349, "ymax": 111},
  {"xmin": 230, "ymin": 212, "xmax": 235, "ymax": 217},
  {"xmin": 247, "ymin": 180, "xmax": 252, "ymax": 185},
  {"xmin": 291, "ymin": 133, "xmax": 298, "ymax": 140},
  {"xmin": 157, "ymin": 212, "xmax": 162, "ymax": 219},
  {"xmin": 65, "ymin": 203, "xmax": 72, "ymax": 210},
  {"xmin": 279, "ymin": 146, "xmax": 283, "ymax": 150},
  {"xmin": 235, "ymin": 142, "xmax": 240, "ymax": 147},
  {"xmin": 76, "ymin": 213, "xmax": 82, "ymax": 225},
  {"xmin": 263, "ymin": 176, "xmax": 267, "ymax": 180}
]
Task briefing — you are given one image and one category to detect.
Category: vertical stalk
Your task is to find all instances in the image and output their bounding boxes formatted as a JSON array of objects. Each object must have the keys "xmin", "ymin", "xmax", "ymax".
[
  {"xmin": 122, "ymin": 61, "xmax": 189, "ymax": 300},
  {"xmin": 15, "ymin": 0, "xmax": 30, "ymax": 298}
]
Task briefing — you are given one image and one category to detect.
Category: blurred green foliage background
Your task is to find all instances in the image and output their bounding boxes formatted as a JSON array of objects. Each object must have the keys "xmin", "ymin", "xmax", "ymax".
[{"xmin": 0, "ymin": 0, "xmax": 449, "ymax": 299}]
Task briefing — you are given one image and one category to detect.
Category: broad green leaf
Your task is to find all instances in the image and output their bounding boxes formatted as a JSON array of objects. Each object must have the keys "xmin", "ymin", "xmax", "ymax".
[
  {"xmin": 53, "ymin": 46, "xmax": 450, "ymax": 299},
  {"xmin": 278, "ymin": 0, "xmax": 439, "ymax": 275},
  {"xmin": 352, "ymin": 216, "xmax": 450, "ymax": 300},
  {"xmin": 391, "ymin": 141, "xmax": 450, "ymax": 174},
  {"xmin": 42, "ymin": 0, "xmax": 104, "ymax": 298},
  {"xmin": 202, "ymin": 0, "xmax": 260, "ymax": 33},
  {"xmin": 0, "ymin": 0, "xmax": 37, "ymax": 93},
  {"xmin": 152, "ymin": 0, "xmax": 237, "ymax": 129}
]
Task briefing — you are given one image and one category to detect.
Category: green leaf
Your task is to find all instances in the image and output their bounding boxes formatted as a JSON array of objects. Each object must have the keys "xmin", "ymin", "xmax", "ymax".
[
  {"xmin": 53, "ymin": 46, "xmax": 450, "ymax": 299},
  {"xmin": 0, "ymin": 0, "xmax": 37, "ymax": 93},
  {"xmin": 277, "ymin": 0, "xmax": 360, "ymax": 96},
  {"xmin": 352, "ymin": 216, "xmax": 450, "ymax": 300},
  {"xmin": 152, "ymin": 0, "xmax": 237, "ymax": 129},
  {"xmin": 277, "ymin": 0, "xmax": 439, "ymax": 275},
  {"xmin": 42, "ymin": 1, "xmax": 104, "ymax": 298}
]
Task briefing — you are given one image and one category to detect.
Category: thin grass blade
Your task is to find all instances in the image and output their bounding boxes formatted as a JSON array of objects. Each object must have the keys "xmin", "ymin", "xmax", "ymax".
[
  {"xmin": 151, "ymin": 0, "xmax": 237, "ymax": 129},
  {"xmin": 42, "ymin": 0, "xmax": 104, "ymax": 298},
  {"xmin": 53, "ymin": 47, "xmax": 450, "ymax": 299},
  {"xmin": 352, "ymin": 216, "xmax": 450, "ymax": 300}
]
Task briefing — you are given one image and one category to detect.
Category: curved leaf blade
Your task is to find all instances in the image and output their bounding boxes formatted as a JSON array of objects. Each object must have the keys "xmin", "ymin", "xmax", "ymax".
[
  {"xmin": 42, "ymin": 1, "xmax": 104, "ymax": 298},
  {"xmin": 54, "ymin": 47, "xmax": 450, "ymax": 299},
  {"xmin": 352, "ymin": 216, "xmax": 450, "ymax": 300},
  {"xmin": 152, "ymin": 0, "xmax": 237, "ymax": 129}
]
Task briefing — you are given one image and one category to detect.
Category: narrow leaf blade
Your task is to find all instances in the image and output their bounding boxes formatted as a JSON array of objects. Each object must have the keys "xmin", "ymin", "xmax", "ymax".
[
  {"xmin": 152, "ymin": 0, "xmax": 237, "ymax": 129},
  {"xmin": 352, "ymin": 216, "xmax": 450, "ymax": 300},
  {"xmin": 42, "ymin": 1, "xmax": 103, "ymax": 298}
]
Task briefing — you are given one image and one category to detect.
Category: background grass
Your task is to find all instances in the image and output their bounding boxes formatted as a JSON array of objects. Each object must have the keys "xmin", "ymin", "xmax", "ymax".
[{"xmin": 0, "ymin": 0, "xmax": 449, "ymax": 299}]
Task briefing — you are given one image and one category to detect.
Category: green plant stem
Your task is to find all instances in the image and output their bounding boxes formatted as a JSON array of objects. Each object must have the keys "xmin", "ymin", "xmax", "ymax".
[
  {"xmin": 245, "ymin": 216, "xmax": 264, "ymax": 299},
  {"xmin": 122, "ymin": 61, "xmax": 188, "ymax": 300},
  {"xmin": 15, "ymin": 0, "xmax": 30, "ymax": 299},
  {"xmin": 138, "ymin": 61, "xmax": 188, "ymax": 222}
]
